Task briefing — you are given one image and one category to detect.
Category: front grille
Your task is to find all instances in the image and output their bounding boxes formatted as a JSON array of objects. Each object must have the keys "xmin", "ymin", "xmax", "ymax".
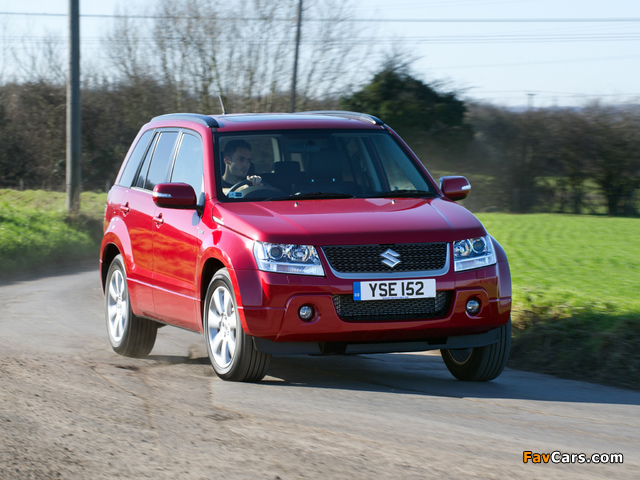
[
  {"xmin": 322, "ymin": 243, "xmax": 447, "ymax": 275},
  {"xmin": 332, "ymin": 291, "xmax": 452, "ymax": 322}
]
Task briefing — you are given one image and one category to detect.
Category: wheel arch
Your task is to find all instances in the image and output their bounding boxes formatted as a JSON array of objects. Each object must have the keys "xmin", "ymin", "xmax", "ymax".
[
  {"xmin": 100, "ymin": 216, "xmax": 133, "ymax": 293},
  {"xmin": 199, "ymin": 256, "xmax": 226, "ymax": 326},
  {"xmin": 198, "ymin": 227, "xmax": 260, "ymax": 331},
  {"xmin": 490, "ymin": 235, "xmax": 512, "ymax": 300},
  {"xmin": 101, "ymin": 243, "xmax": 122, "ymax": 293}
]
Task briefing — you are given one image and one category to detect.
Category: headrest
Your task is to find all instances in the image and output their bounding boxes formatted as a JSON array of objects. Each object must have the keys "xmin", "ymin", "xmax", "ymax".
[{"xmin": 273, "ymin": 161, "xmax": 301, "ymax": 175}]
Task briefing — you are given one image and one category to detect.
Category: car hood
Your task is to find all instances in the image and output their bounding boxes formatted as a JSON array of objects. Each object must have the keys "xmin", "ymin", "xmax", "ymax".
[{"xmin": 212, "ymin": 197, "xmax": 486, "ymax": 246}]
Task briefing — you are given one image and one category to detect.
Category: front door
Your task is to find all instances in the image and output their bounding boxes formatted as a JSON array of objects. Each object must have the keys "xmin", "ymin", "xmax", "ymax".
[{"xmin": 152, "ymin": 132, "xmax": 205, "ymax": 330}]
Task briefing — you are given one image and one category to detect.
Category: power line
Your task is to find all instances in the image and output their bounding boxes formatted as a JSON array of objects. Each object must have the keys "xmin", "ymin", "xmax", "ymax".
[
  {"xmin": 2, "ymin": 11, "xmax": 640, "ymax": 23},
  {"xmin": 359, "ymin": 34, "xmax": 640, "ymax": 44},
  {"xmin": 434, "ymin": 54, "xmax": 640, "ymax": 70},
  {"xmin": 471, "ymin": 90, "xmax": 640, "ymax": 97},
  {"xmin": 4, "ymin": 32, "xmax": 640, "ymax": 46},
  {"xmin": 336, "ymin": 17, "xmax": 640, "ymax": 23}
]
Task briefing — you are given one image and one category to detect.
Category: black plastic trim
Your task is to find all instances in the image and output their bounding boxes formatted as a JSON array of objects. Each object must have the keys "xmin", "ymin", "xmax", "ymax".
[{"xmin": 252, "ymin": 328, "xmax": 500, "ymax": 355}]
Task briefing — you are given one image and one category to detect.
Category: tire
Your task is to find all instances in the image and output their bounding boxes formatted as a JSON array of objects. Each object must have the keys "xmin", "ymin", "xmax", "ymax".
[
  {"xmin": 441, "ymin": 320, "xmax": 511, "ymax": 382},
  {"xmin": 203, "ymin": 268, "xmax": 271, "ymax": 382},
  {"xmin": 105, "ymin": 254, "xmax": 158, "ymax": 358}
]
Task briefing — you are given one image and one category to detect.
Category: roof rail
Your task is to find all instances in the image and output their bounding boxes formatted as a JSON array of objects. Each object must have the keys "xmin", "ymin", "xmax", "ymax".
[
  {"xmin": 151, "ymin": 113, "xmax": 220, "ymax": 128},
  {"xmin": 295, "ymin": 110, "xmax": 385, "ymax": 126}
]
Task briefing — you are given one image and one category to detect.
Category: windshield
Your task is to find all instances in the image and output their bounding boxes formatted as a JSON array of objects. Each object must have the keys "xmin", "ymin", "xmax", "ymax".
[{"xmin": 215, "ymin": 130, "xmax": 435, "ymax": 201}]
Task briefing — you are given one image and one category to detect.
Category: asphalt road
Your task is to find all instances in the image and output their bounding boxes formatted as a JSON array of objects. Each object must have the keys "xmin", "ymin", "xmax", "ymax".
[{"xmin": 0, "ymin": 265, "xmax": 638, "ymax": 479}]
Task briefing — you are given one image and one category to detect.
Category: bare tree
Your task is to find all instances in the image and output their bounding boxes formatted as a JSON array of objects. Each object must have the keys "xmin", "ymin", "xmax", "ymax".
[
  {"xmin": 294, "ymin": 0, "xmax": 371, "ymax": 110},
  {"xmin": 581, "ymin": 103, "xmax": 640, "ymax": 216},
  {"xmin": 11, "ymin": 31, "xmax": 66, "ymax": 85},
  {"xmin": 0, "ymin": 17, "xmax": 12, "ymax": 85},
  {"xmin": 547, "ymin": 110, "xmax": 593, "ymax": 214},
  {"xmin": 466, "ymin": 104, "xmax": 555, "ymax": 213},
  {"xmin": 102, "ymin": 0, "xmax": 370, "ymax": 113},
  {"xmin": 105, "ymin": 11, "xmax": 149, "ymax": 83}
]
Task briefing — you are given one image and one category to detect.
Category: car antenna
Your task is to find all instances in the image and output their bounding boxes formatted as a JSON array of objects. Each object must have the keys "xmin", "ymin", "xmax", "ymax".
[{"xmin": 218, "ymin": 94, "xmax": 227, "ymax": 115}]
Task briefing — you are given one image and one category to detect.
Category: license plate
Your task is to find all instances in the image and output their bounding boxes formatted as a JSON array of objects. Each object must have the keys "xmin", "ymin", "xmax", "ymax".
[{"xmin": 353, "ymin": 279, "xmax": 436, "ymax": 301}]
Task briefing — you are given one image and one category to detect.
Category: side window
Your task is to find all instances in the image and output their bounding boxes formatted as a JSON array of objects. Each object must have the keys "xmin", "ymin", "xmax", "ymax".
[
  {"xmin": 118, "ymin": 130, "xmax": 153, "ymax": 188},
  {"xmin": 370, "ymin": 135, "xmax": 431, "ymax": 192},
  {"xmin": 171, "ymin": 133, "xmax": 205, "ymax": 204},
  {"xmin": 134, "ymin": 133, "xmax": 158, "ymax": 189},
  {"xmin": 144, "ymin": 131, "xmax": 179, "ymax": 191}
]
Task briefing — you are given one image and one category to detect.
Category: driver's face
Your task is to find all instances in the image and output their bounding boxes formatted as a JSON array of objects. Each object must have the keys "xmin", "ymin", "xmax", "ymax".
[{"xmin": 225, "ymin": 147, "xmax": 252, "ymax": 179}]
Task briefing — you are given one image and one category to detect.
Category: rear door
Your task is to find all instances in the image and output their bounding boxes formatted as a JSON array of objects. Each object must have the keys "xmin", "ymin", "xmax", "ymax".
[{"xmin": 110, "ymin": 129, "xmax": 155, "ymax": 318}]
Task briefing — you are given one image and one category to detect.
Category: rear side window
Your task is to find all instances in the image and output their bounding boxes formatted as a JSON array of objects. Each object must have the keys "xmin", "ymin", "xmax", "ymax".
[
  {"xmin": 134, "ymin": 135, "xmax": 157, "ymax": 189},
  {"xmin": 171, "ymin": 133, "xmax": 204, "ymax": 204},
  {"xmin": 118, "ymin": 130, "xmax": 153, "ymax": 188},
  {"xmin": 143, "ymin": 131, "xmax": 179, "ymax": 191}
]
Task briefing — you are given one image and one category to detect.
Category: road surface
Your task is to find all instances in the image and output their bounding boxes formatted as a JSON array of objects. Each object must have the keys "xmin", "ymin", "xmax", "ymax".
[{"xmin": 0, "ymin": 265, "xmax": 638, "ymax": 479}]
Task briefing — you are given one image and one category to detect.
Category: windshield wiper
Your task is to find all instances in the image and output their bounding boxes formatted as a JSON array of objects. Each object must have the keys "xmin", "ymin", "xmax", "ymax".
[
  {"xmin": 368, "ymin": 189, "xmax": 435, "ymax": 198},
  {"xmin": 262, "ymin": 191, "xmax": 356, "ymax": 201},
  {"xmin": 291, "ymin": 192, "xmax": 356, "ymax": 200},
  {"xmin": 265, "ymin": 190, "xmax": 434, "ymax": 201}
]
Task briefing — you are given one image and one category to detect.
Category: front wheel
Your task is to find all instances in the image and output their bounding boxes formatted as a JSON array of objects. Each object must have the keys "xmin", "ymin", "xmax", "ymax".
[
  {"xmin": 105, "ymin": 254, "xmax": 158, "ymax": 358},
  {"xmin": 203, "ymin": 268, "xmax": 271, "ymax": 382},
  {"xmin": 441, "ymin": 320, "xmax": 511, "ymax": 381}
]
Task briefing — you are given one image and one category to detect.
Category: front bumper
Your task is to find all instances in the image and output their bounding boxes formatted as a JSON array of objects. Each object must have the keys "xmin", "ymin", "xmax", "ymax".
[{"xmin": 232, "ymin": 262, "xmax": 511, "ymax": 347}]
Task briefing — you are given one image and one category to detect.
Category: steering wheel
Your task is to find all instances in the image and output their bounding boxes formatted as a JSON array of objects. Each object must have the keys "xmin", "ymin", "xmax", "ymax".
[{"xmin": 228, "ymin": 179, "xmax": 253, "ymax": 192}]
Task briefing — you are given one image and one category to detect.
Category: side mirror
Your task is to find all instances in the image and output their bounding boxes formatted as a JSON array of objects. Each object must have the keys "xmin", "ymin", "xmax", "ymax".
[
  {"xmin": 439, "ymin": 176, "xmax": 471, "ymax": 201},
  {"xmin": 152, "ymin": 183, "xmax": 198, "ymax": 209}
]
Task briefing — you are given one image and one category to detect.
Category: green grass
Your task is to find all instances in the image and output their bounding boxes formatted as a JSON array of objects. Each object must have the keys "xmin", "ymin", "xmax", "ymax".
[
  {"xmin": 477, "ymin": 213, "xmax": 640, "ymax": 316},
  {"xmin": 0, "ymin": 189, "xmax": 107, "ymax": 215},
  {"xmin": 478, "ymin": 213, "xmax": 640, "ymax": 389},
  {"xmin": 0, "ymin": 190, "xmax": 106, "ymax": 277}
]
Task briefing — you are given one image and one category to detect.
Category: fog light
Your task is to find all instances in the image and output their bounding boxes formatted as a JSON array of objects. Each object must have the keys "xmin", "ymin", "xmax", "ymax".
[
  {"xmin": 466, "ymin": 299, "xmax": 481, "ymax": 316},
  {"xmin": 299, "ymin": 305, "xmax": 315, "ymax": 321}
]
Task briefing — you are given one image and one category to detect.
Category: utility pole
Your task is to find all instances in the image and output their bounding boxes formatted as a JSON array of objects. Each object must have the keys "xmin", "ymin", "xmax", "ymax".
[
  {"xmin": 66, "ymin": 0, "xmax": 81, "ymax": 213},
  {"xmin": 527, "ymin": 93, "xmax": 536, "ymax": 110},
  {"xmin": 290, "ymin": 0, "xmax": 303, "ymax": 112}
]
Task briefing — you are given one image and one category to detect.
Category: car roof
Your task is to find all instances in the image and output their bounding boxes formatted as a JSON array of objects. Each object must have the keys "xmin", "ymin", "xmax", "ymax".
[{"xmin": 150, "ymin": 111, "xmax": 386, "ymax": 132}]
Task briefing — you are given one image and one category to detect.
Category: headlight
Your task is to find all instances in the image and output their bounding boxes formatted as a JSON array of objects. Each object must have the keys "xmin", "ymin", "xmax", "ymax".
[
  {"xmin": 253, "ymin": 241, "xmax": 325, "ymax": 276},
  {"xmin": 453, "ymin": 235, "xmax": 497, "ymax": 272}
]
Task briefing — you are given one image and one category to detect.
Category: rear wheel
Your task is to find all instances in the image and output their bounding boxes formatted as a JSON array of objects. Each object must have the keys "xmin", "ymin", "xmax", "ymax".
[
  {"xmin": 105, "ymin": 254, "xmax": 158, "ymax": 357},
  {"xmin": 441, "ymin": 320, "xmax": 511, "ymax": 381},
  {"xmin": 203, "ymin": 268, "xmax": 271, "ymax": 382}
]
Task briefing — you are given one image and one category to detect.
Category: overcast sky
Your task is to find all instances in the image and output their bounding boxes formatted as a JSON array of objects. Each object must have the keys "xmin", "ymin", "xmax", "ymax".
[{"xmin": 1, "ymin": 0, "xmax": 639, "ymax": 108}]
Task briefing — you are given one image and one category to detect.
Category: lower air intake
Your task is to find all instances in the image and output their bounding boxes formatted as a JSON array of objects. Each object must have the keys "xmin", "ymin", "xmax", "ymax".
[{"xmin": 332, "ymin": 291, "xmax": 452, "ymax": 322}]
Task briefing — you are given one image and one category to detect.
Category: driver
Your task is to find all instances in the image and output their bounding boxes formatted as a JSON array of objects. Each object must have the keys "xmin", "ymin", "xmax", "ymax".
[{"xmin": 221, "ymin": 139, "xmax": 262, "ymax": 192}]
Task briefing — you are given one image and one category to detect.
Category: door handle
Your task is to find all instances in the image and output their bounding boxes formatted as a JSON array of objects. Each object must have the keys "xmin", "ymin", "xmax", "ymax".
[
  {"xmin": 153, "ymin": 213, "xmax": 164, "ymax": 226},
  {"xmin": 120, "ymin": 203, "xmax": 130, "ymax": 214}
]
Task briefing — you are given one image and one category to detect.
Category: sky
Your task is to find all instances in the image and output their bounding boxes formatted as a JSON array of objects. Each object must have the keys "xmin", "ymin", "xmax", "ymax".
[{"xmin": 1, "ymin": 0, "xmax": 639, "ymax": 108}]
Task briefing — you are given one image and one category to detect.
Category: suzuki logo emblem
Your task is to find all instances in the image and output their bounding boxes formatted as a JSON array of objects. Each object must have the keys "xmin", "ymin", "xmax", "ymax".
[{"xmin": 380, "ymin": 248, "xmax": 401, "ymax": 268}]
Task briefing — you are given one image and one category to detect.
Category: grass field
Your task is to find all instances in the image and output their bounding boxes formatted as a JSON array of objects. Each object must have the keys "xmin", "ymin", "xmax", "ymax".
[
  {"xmin": 478, "ymin": 213, "xmax": 640, "ymax": 317},
  {"xmin": 1, "ymin": 190, "xmax": 638, "ymax": 388},
  {"xmin": 478, "ymin": 213, "xmax": 640, "ymax": 389},
  {"xmin": 0, "ymin": 190, "xmax": 105, "ymax": 276}
]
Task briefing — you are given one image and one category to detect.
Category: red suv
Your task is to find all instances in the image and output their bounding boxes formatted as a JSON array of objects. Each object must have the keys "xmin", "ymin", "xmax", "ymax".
[{"xmin": 100, "ymin": 112, "xmax": 511, "ymax": 382}]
